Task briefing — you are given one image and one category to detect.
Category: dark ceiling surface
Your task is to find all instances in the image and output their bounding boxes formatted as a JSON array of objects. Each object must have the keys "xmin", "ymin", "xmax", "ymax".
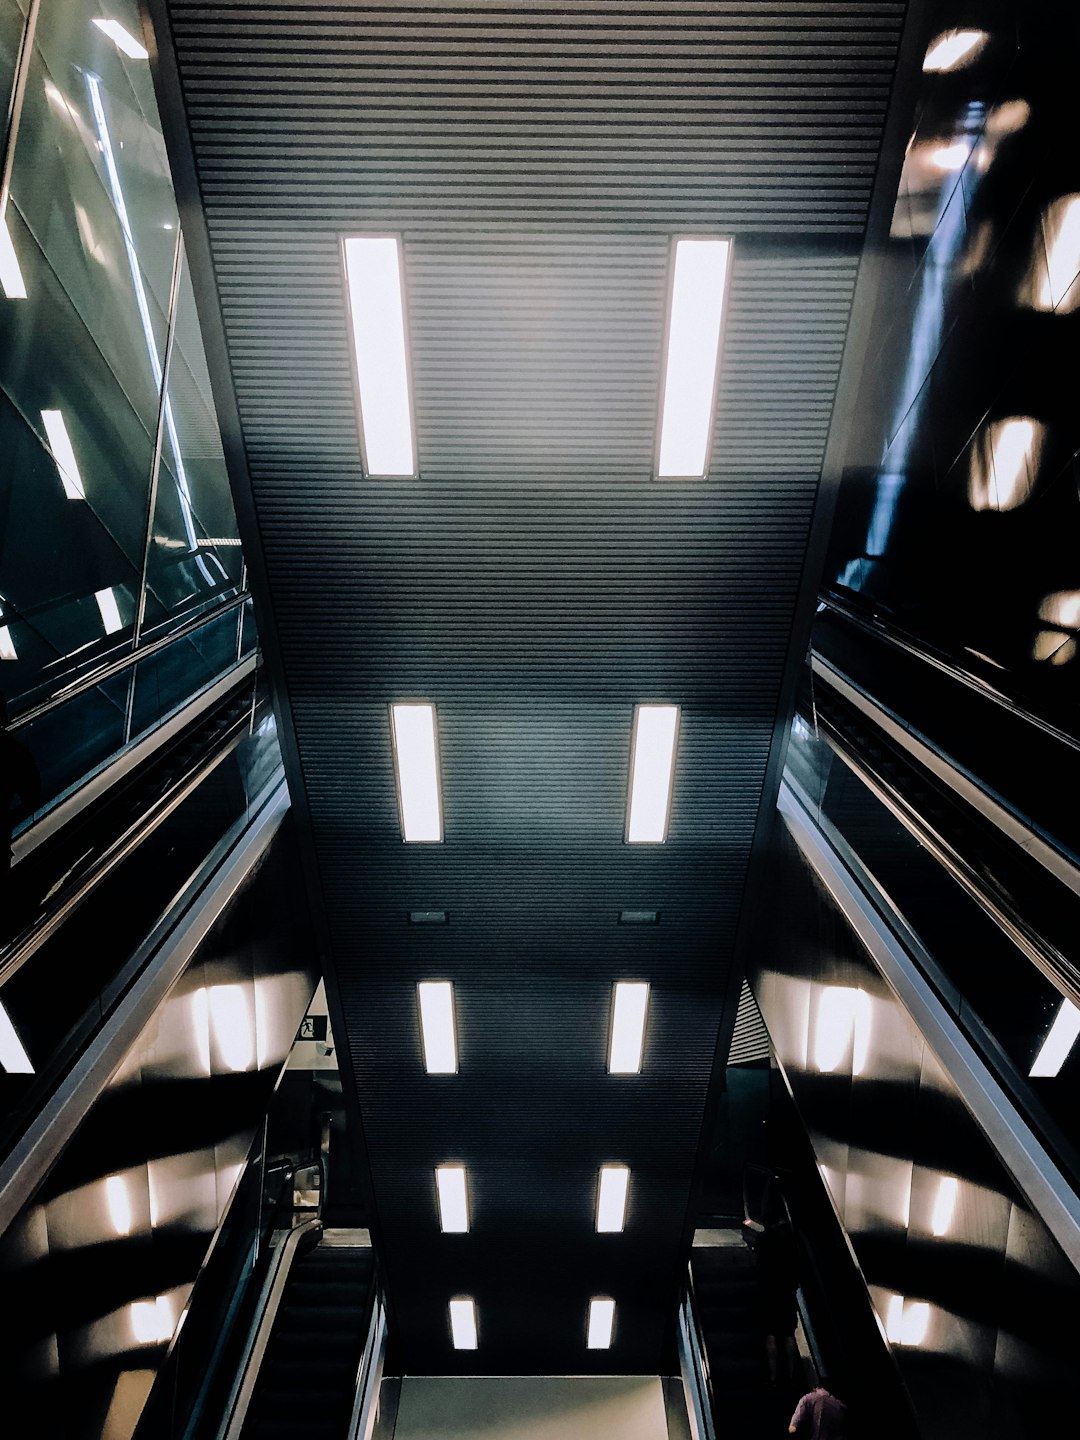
[{"xmin": 156, "ymin": 0, "xmax": 907, "ymax": 1374}]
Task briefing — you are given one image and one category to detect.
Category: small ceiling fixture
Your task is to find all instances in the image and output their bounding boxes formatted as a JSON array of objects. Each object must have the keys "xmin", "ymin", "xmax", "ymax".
[
  {"xmin": 587, "ymin": 1297, "xmax": 616, "ymax": 1349},
  {"xmin": 449, "ymin": 1297, "xmax": 478, "ymax": 1349}
]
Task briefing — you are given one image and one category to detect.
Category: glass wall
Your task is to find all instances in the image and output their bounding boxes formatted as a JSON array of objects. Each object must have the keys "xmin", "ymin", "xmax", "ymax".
[{"xmin": 0, "ymin": 0, "xmax": 246, "ymax": 800}]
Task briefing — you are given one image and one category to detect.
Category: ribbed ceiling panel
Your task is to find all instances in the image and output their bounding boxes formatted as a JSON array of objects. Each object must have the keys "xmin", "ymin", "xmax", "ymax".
[{"xmin": 161, "ymin": 0, "xmax": 904, "ymax": 1375}]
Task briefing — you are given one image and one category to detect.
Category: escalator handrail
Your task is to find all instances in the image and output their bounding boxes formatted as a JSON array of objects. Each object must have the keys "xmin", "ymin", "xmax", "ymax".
[
  {"xmin": 742, "ymin": 1162, "xmax": 825, "ymax": 1382},
  {"xmin": 347, "ymin": 1285, "xmax": 387, "ymax": 1440},
  {"xmin": 218, "ymin": 1216, "xmax": 322, "ymax": 1440}
]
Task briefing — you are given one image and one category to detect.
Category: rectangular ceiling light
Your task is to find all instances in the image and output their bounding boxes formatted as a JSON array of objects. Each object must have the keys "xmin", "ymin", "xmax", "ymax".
[
  {"xmin": 436, "ymin": 1165, "xmax": 470, "ymax": 1233},
  {"xmin": 41, "ymin": 409, "xmax": 85, "ymax": 498},
  {"xmin": 0, "ymin": 216, "xmax": 27, "ymax": 300},
  {"xmin": 587, "ymin": 1297, "xmax": 615, "ymax": 1350},
  {"xmin": 1029, "ymin": 998, "xmax": 1080, "ymax": 1078},
  {"xmin": 391, "ymin": 703, "xmax": 442, "ymax": 842},
  {"xmin": 608, "ymin": 981, "xmax": 649, "ymax": 1075},
  {"xmin": 627, "ymin": 704, "xmax": 679, "ymax": 843},
  {"xmin": 449, "ymin": 1297, "xmax": 478, "ymax": 1350},
  {"xmin": 343, "ymin": 236, "xmax": 416, "ymax": 477},
  {"xmin": 93, "ymin": 18, "xmax": 150, "ymax": 59},
  {"xmin": 95, "ymin": 587, "xmax": 123, "ymax": 635},
  {"xmin": 596, "ymin": 1165, "xmax": 630, "ymax": 1233},
  {"xmin": 657, "ymin": 237, "xmax": 732, "ymax": 478},
  {"xmin": 418, "ymin": 981, "xmax": 458, "ymax": 1074},
  {"xmin": 0, "ymin": 1000, "xmax": 33, "ymax": 1073}
]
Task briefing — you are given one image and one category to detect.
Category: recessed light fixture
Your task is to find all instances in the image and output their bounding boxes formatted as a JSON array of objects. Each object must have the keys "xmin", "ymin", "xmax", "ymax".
[
  {"xmin": 626, "ymin": 704, "xmax": 679, "ymax": 843},
  {"xmin": 0, "ymin": 1000, "xmax": 33, "ymax": 1073},
  {"xmin": 41, "ymin": 409, "xmax": 85, "ymax": 499},
  {"xmin": 1029, "ymin": 998, "xmax": 1080, "ymax": 1078},
  {"xmin": 608, "ymin": 982, "xmax": 649, "ymax": 1075},
  {"xmin": 92, "ymin": 17, "xmax": 149, "ymax": 60},
  {"xmin": 391, "ymin": 703, "xmax": 442, "ymax": 842},
  {"xmin": 587, "ymin": 1297, "xmax": 615, "ymax": 1349},
  {"xmin": 922, "ymin": 29, "xmax": 987, "ymax": 73},
  {"xmin": 0, "ymin": 216, "xmax": 27, "ymax": 300},
  {"xmin": 418, "ymin": 981, "xmax": 458, "ymax": 1074},
  {"xmin": 656, "ymin": 238, "xmax": 732, "ymax": 478},
  {"xmin": 449, "ymin": 1297, "xmax": 478, "ymax": 1350},
  {"xmin": 618, "ymin": 909, "xmax": 659, "ymax": 925},
  {"xmin": 436, "ymin": 1165, "xmax": 470, "ymax": 1233},
  {"xmin": 596, "ymin": 1165, "xmax": 630, "ymax": 1233},
  {"xmin": 343, "ymin": 235, "xmax": 416, "ymax": 477},
  {"xmin": 409, "ymin": 909, "xmax": 449, "ymax": 924}
]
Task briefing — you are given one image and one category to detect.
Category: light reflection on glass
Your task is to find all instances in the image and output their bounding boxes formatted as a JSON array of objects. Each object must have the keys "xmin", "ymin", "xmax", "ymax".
[
  {"xmin": 0, "ymin": 626, "xmax": 17, "ymax": 661},
  {"xmin": 209, "ymin": 984, "xmax": 255, "ymax": 1072},
  {"xmin": 1029, "ymin": 998, "xmax": 1080, "ymax": 1077},
  {"xmin": 1031, "ymin": 630, "xmax": 1076, "ymax": 667},
  {"xmin": 929, "ymin": 141, "xmax": 970, "ymax": 173},
  {"xmin": 923, "ymin": 29, "xmax": 988, "ymax": 73},
  {"xmin": 1037, "ymin": 194, "xmax": 1080, "ymax": 313},
  {"xmin": 130, "ymin": 1295, "xmax": 173, "ymax": 1345},
  {"xmin": 968, "ymin": 417, "xmax": 1044, "ymax": 511},
  {"xmin": 885, "ymin": 1294, "xmax": 931, "ymax": 1346},
  {"xmin": 0, "ymin": 214, "xmax": 28, "ymax": 300},
  {"xmin": 1039, "ymin": 591, "xmax": 1080, "ymax": 629}
]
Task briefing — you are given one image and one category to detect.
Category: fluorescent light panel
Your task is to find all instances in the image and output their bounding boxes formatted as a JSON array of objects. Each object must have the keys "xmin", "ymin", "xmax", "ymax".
[
  {"xmin": 449, "ymin": 1297, "xmax": 477, "ymax": 1350},
  {"xmin": 0, "ymin": 1000, "xmax": 33, "ymax": 1073},
  {"xmin": 41, "ymin": 409, "xmax": 85, "ymax": 498},
  {"xmin": 418, "ymin": 981, "xmax": 458, "ymax": 1074},
  {"xmin": 93, "ymin": 17, "xmax": 149, "ymax": 59},
  {"xmin": 587, "ymin": 1297, "xmax": 615, "ymax": 1349},
  {"xmin": 343, "ymin": 236, "xmax": 415, "ymax": 476},
  {"xmin": 391, "ymin": 703, "xmax": 442, "ymax": 842},
  {"xmin": 627, "ymin": 704, "xmax": 679, "ymax": 843},
  {"xmin": 609, "ymin": 982, "xmax": 649, "ymax": 1075},
  {"xmin": 436, "ymin": 1165, "xmax": 469, "ymax": 1233},
  {"xmin": 1029, "ymin": 998, "xmax": 1080, "ymax": 1078},
  {"xmin": 596, "ymin": 1165, "xmax": 629, "ymax": 1233},
  {"xmin": 0, "ymin": 216, "xmax": 27, "ymax": 300},
  {"xmin": 0, "ymin": 626, "xmax": 16, "ymax": 661},
  {"xmin": 657, "ymin": 238, "xmax": 731, "ymax": 477},
  {"xmin": 95, "ymin": 587, "xmax": 123, "ymax": 635}
]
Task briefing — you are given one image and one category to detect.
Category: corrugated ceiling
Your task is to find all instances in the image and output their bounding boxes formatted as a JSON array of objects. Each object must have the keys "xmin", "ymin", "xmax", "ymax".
[{"xmin": 159, "ymin": 0, "xmax": 906, "ymax": 1374}]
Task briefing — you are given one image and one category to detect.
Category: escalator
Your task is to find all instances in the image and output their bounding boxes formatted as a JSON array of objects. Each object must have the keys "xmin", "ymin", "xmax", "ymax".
[
  {"xmin": 690, "ymin": 1236, "xmax": 778, "ymax": 1440},
  {"xmin": 240, "ymin": 1239, "xmax": 375, "ymax": 1440}
]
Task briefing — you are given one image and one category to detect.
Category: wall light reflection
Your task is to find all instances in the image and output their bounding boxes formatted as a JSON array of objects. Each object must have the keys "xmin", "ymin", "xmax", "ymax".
[
  {"xmin": 1029, "ymin": 998, "xmax": 1080, "ymax": 1078},
  {"xmin": 208, "ymin": 984, "xmax": 256, "ymax": 1073},
  {"xmin": 931, "ymin": 1176, "xmax": 959, "ymax": 1237},
  {"xmin": 923, "ymin": 29, "xmax": 988, "ymax": 73},
  {"xmin": 130, "ymin": 1296, "xmax": 173, "ymax": 1345},
  {"xmin": 968, "ymin": 417, "xmax": 1044, "ymax": 511},
  {"xmin": 105, "ymin": 1175, "xmax": 133, "ymax": 1237},
  {"xmin": 814, "ymin": 986, "xmax": 872, "ymax": 1076},
  {"xmin": 885, "ymin": 1294, "xmax": 931, "ymax": 1346},
  {"xmin": 1026, "ymin": 194, "xmax": 1080, "ymax": 313}
]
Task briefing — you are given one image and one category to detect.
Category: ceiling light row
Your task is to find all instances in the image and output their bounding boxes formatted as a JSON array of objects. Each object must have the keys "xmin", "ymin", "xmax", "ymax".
[
  {"xmin": 418, "ymin": 980, "xmax": 649, "ymax": 1076},
  {"xmin": 435, "ymin": 1162, "xmax": 629, "ymax": 1235},
  {"xmin": 392, "ymin": 702, "xmax": 680, "ymax": 844},
  {"xmin": 448, "ymin": 1296, "xmax": 617, "ymax": 1350},
  {"xmin": 344, "ymin": 236, "xmax": 732, "ymax": 481}
]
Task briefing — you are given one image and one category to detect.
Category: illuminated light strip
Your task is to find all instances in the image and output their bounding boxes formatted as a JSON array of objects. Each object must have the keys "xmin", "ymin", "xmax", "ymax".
[
  {"xmin": 627, "ymin": 704, "xmax": 679, "ymax": 843},
  {"xmin": 0, "ymin": 1000, "xmax": 33, "ymax": 1073},
  {"xmin": 596, "ymin": 1165, "xmax": 629, "ymax": 1233},
  {"xmin": 92, "ymin": 18, "xmax": 149, "ymax": 60},
  {"xmin": 436, "ymin": 1165, "xmax": 469, "ymax": 1233},
  {"xmin": 657, "ymin": 238, "xmax": 732, "ymax": 478},
  {"xmin": 343, "ymin": 236, "xmax": 416, "ymax": 476},
  {"xmin": 95, "ymin": 587, "xmax": 124, "ymax": 634},
  {"xmin": 1029, "ymin": 998, "xmax": 1080, "ymax": 1078},
  {"xmin": 608, "ymin": 982, "xmax": 649, "ymax": 1075},
  {"xmin": 587, "ymin": 1297, "xmax": 615, "ymax": 1349},
  {"xmin": 418, "ymin": 981, "xmax": 458, "ymax": 1074},
  {"xmin": 449, "ymin": 1297, "xmax": 477, "ymax": 1349},
  {"xmin": 0, "ymin": 215, "xmax": 27, "ymax": 300},
  {"xmin": 391, "ymin": 703, "xmax": 442, "ymax": 842},
  {"xmin": 41, "ymin": 409, "xmax": 86, "ymax": 498}
]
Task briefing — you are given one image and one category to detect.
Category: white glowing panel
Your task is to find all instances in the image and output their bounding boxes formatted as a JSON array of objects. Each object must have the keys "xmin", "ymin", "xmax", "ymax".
[
  {"xmin": 343, "ymin": 236, "xmax": 415, "ymax": 476},
  {"xmin": 587, "ymin": 1297, "xmax": 615, "ymax": 1349},
  {"xmin": 131, "ymin": 1295, "xmax": 173, "ymax": 1344},
  {"xmin": 930, "ymin": 141, "xmax": 970, "ymax": 173},
  {"xmin": 931, "ymin": 1176, "xmax": 958, "ymax": 1238},
  {"xmin": 436, "ymin": 1165, "xmax": 469, "ymax": 1233},
  {"xmin": 0, "ymin": 216, "xmax": 27, "ymax": 300},
  {"xmin": 596, "ymin": 1165, "xmax": 629, "ymax": 1233},
  {"xmin": 41, "ymin": 409, "xmax": 85, "ymax": 498},
  {"xmin": 418, "ymin": 981, "xmax": 458, "ymax": 1074},
  {"xmin": 0, "ymin": 626, "xmax": 16, "ymax": 660},
  {"xmin": 923, "ymin": 29, "xmax": 987, "ymax": 72},
  {"xmin": 106, "ymin": 1176, "xmax": 133, "ymax": 1236},
  {"xmin": 391, "ymin": 703, "xmax": 442, "ymax": 842},
  {"xmin": 657, "ymin": 238, "xmax": 731, "ymax": 477},
  {"xmin": 209, "ymin": 984, "xmax": 255, "ymax": 1072},
  {"xmin": 1030, "ymin": 999, "xmax": 1080, "ymax": 1078},
  {"xmin": 814, "ymin": 986, "xmax": 872, "ymax": 1076},
  {"xmin": 627, "ymin": 704, "xmax": 679, "ymax": 842},
  {"xmin": 1039, "ymin": 195, "xmax": 1080, "ymax": 312},
  {"xmin": 95, "ymin": 587, "xmax": 123, "ymax": 635},
  {"xmin": 93, "ymin": 17, "xmax": 149, "ymax": 58},
  {"xmin": 449, "ymin": 1297, "xmax": 477, "ymax": 1350},
  {"xmin": 968, "ymin": 417, "xmax": 1044, "ymax": 512},
  {"xmin": 885, "ymin": 1294, "xmax": 931, "ymax": 1347},
  {"xmin": 0, "ymin": 1001, "xmax": 33, "ymax": 1073},
  {"xmin": 608, "ymin": 982, "xmax": 649, "ymax": 1075}
]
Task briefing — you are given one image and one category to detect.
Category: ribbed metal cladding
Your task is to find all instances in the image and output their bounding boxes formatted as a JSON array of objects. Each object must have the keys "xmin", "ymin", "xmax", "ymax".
[
  {"xmin": 161, "ymin": 0, "xmax": 904, "ymax": 1374},
  {"xmin": 728, "ymin": 981, "xmax": 772, "ymax": 1066}
]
